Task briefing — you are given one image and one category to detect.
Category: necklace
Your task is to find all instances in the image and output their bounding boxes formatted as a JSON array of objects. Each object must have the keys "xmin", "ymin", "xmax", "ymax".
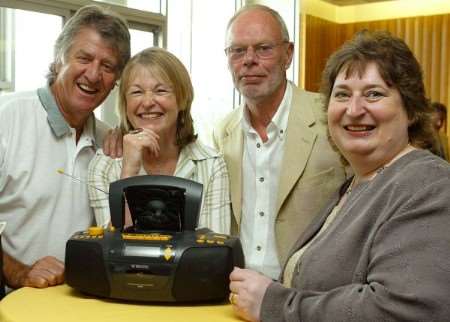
[
  {"xmin": 345, "ymin": 165, "xmax": 386, "ymax": 196},
  {"xmin": 345, "ymin": 176, "xmax": 357, "ymax": 195},
  {"xmin": 344, "ymin": 144, "xmax": 415, "ymax": 200}
]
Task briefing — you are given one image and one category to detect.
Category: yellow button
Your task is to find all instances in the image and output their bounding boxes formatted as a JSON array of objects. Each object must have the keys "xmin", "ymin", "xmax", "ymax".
[
  {"xmin": 197, "ymin": 239, "xmax": 205, "ymax": 243},
  {"xmin": 88, "ymin": 226, "xmax": 104, "ymax": 237},
  {"xmin": 163, "ymin": 247, "xmax": 173, "ymax": 261},
  {"xmin": 206, "ymin": 240, "xmax": 215, "ymax": 244}
]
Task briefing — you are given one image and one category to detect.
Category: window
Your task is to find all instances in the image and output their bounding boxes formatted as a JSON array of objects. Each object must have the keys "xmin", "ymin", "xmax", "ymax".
[
  {"xmin": 130, "ymin": 29, "xmax": 155, "ymax": 55},
  {"xmin": 0, "ymin": 7, "xmax": 13, "ymax": 92},
  {"xmin": 165, "ymin": 0, "xmax": 299, "ymax": 146},
  {"xmin": 11, "ymin": 9, "xmax": 61, "ymax": 92},
  {"xmin": 167, "ymin": 0, "xmax": 239, "ymax": 146},
  {"xmin": 0, "ymin": 0, "xmax": 165, "ymax": 125},
  {"xmin": 96, "ymin": 0, "xmax": 163, "ymax": 14},
  {"xmin": 0, "ymin": 0, "xmax": 299, "ymax": 147},
  {"xmin": 99, "ymin": 27, "xmax": 157, "ymax": 126}
]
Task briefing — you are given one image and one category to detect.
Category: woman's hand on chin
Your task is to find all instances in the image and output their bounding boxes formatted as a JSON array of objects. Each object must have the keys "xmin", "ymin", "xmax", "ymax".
[{"xmin": 121, "ymin": 128, "xmax": 160, "ymax": 178}]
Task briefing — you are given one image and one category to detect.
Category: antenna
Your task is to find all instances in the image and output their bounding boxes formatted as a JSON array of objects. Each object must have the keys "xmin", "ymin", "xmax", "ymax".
[{"xmin": 57, "ymin": 169, "xmax": 108, "ymax": 194}]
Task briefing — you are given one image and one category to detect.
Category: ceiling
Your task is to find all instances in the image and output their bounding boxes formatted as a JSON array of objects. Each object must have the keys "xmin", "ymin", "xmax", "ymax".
[{"xmin": 321, "ymin": 0, "xmax": 395, "ymax": 6}]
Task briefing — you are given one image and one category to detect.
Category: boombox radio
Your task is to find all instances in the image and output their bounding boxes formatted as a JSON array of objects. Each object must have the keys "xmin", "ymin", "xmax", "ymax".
[{"xmin": 65, "ymin": 175, "xmax": 244, "ymax": 302}]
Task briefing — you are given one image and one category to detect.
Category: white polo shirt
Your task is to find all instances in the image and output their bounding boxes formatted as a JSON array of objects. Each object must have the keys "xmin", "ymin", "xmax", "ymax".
[
  {"xmin": 240, "ymin": 82, "xmax": 292, "ymax": 279},
  {"xmin": 0, "ymin": 86, "xmax": 107, "ymax": 265}
]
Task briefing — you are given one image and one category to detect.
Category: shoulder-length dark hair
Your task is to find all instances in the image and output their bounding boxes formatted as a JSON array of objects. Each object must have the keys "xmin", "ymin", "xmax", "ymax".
[{"xmin": 320, "ymin": 30, "xmax": 439, "ymax": 155}]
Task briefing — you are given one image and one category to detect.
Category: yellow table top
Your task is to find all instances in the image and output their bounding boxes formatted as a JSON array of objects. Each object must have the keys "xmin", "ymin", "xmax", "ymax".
[{"xmin": 0, "ymin": 284, "xmax": 240, "ymax": 322}]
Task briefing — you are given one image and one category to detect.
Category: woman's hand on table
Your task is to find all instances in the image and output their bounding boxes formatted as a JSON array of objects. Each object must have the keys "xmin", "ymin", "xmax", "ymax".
[{"xmin": 229, "ymin": 267, "xmax": 273, "ymax": 322}]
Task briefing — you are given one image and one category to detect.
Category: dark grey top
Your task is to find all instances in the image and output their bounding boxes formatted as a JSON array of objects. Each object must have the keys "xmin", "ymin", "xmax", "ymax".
[{"xmin": 261, "ymin": 149, "xmax": 450, "ymax": 322}]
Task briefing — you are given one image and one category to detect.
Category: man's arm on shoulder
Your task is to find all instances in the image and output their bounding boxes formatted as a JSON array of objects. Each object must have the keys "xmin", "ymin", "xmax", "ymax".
[
  {"xmin": 3, "ymin": 252, "xmax": 64, "ymax": 289},
  {"xmin": 94, "ymin": 118, "xmax": 123, "ymax": 159}
]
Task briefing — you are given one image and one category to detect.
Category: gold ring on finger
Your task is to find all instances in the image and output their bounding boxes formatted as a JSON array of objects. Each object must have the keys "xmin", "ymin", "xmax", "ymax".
[
  {"xmin": 229, "ymin": 292, "xmax": 237, "ymax": 305},
  {"xmin": 129, "ymin": 128, "xmax": 143, "ymax": 134}
]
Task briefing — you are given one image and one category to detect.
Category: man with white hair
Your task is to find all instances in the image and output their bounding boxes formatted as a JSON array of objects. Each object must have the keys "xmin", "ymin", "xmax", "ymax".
[{"xmin": 214, "ymin": 4, "xmax": 346, "ymax": 279}]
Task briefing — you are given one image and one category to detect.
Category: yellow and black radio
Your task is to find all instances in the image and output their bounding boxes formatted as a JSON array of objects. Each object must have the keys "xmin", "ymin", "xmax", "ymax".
[{"xmin": 65, "ymin": 176, "xmax": 244, "ymax": 302}]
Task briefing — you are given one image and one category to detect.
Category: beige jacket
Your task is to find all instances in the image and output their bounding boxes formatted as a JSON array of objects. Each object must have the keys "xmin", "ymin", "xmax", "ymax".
[{"xmin": 213, "ymin": 85, "xmax": 346, "ymax": 265}]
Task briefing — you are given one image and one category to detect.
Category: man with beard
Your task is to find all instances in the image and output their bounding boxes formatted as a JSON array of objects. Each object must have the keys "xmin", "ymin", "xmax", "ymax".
[{"xmin": 213, "ymin": 5, "xmax": 346, "ymax": 279}]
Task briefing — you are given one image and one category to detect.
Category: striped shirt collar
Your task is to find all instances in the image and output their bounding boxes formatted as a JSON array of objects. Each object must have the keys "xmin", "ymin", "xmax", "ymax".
[
  {"xmin": 37, "ymin": 84, "xmax": 97, "ymax": 144},
  {"xmin": 37, "ymin": 85, "xmax": 71, "ymax": 138},
  {"xmin": 180, "ymin": 140, "xmax": 219, "ymax": 162}
]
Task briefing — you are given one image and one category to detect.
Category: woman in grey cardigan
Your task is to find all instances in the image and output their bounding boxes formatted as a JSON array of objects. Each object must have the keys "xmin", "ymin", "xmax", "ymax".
[{"xmin": 228, "ymin": 30, "xmax": 450, "ymax": 322}]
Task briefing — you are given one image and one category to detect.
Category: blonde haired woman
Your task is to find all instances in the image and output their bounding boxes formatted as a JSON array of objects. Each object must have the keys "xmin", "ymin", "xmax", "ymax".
[{"xmin": 88, "ymin": 47, "xmax": 231, "ymax": 234}]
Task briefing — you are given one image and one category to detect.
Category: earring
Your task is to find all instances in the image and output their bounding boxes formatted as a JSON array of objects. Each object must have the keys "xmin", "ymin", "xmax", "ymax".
[{"xmin": 179, "ymin": 112, "xmax": 185, "ymax": 125}]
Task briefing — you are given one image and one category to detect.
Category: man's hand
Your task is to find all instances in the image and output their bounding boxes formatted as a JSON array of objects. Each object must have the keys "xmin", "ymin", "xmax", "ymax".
[
  {"xmin": 103, "ymin": 127, "xmax": 123, "ymax": 158},
  {"xmin": 22, "ymin": 256, "xmax": 65, "ymax": 288},
  {"xmin": 4, "ymin": 253, "xmax": 65, "ymax": 289},
  {"xmin": 229, "ymin": 267, "xmax": 273, "ymax": 322}
]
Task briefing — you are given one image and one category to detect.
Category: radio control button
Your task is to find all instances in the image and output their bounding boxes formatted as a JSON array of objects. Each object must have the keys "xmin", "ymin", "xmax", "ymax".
[
  {"xmin": 122, "ymin": 234, "xmax": 139, "ymax": 240},
  {"xmin": 163, "ymin": 247, "xmax": 173, "ymax": 261},
  {"xmin": 88, "ymin": 226, "xmax": 104, "ymax": 237},
  {"xmin": 122, "ymin": 233, "xmax": 173, "ymax": 241}
]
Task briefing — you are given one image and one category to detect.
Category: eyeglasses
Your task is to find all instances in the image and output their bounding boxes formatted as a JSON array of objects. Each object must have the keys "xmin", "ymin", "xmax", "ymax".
[{"xmin": 224, "ymin": 41, "xmax": 289, "ymax": 61}]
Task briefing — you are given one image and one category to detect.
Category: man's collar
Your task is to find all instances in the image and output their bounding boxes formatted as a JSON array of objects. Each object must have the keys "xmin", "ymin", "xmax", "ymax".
[
  {"xmin": 241, "ymin": 80, "xmax": 292, "ymax": 134},
  {"xmin": 37, "ymin": 85, "xmax": 98, "ymax": 143},
  {"xmin": 271, "ymin": 81, "xmax": 292, "ymax": 132},
  {"xmin": 37, "ymin": 85, "xmax": 71, "ymax": 138},
  {"xmin": 241, "ymin": 105, "xmax": 252, "ymax": 133}
]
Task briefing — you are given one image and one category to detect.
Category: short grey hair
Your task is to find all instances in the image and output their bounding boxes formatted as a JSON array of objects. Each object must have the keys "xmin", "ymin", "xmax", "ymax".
[
  {"xmin": 47, "ymin": 4, "xmax": 130, "ymax": 84},
  {"xmin": 226, "ymin": 4, "xmax": 290, "ymax": 43}
]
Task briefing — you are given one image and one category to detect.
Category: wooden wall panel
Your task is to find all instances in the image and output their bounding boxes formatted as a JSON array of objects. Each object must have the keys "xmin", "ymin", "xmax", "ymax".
[
  {"xmin": 303, "ymin": 13, "xmax": 450, "ymax": 133},
  {"xmin": 304, "ymin": 15, "xmax": 340, "ymax": 91},
  {"xmin": 441, "ymin": 15, "xmax": 449, "ymax": 128}
]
